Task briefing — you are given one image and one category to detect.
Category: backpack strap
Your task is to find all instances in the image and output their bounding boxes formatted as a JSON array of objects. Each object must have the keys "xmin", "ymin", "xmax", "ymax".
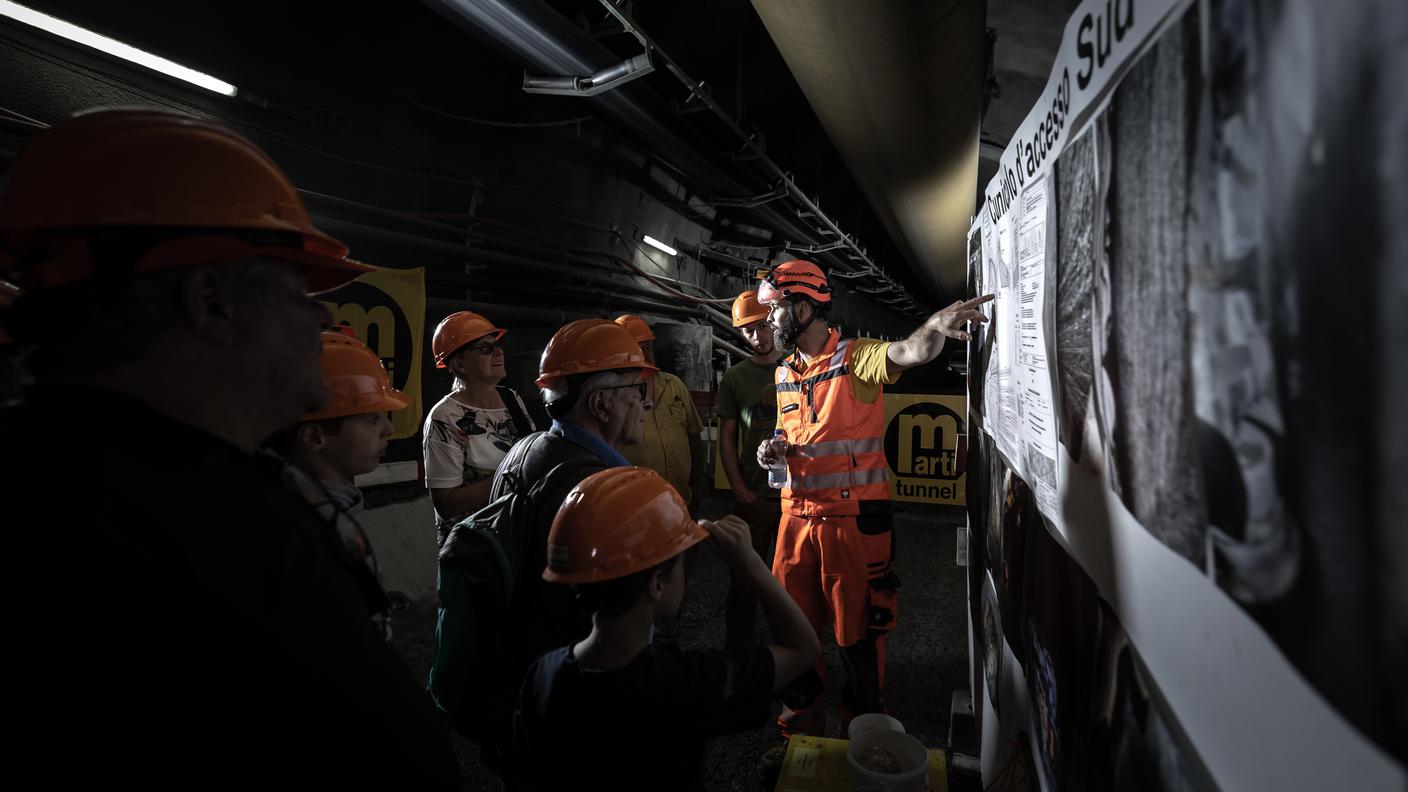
[
  {"xmin": 439, "ymin": 431, "xmax": 547, "ymax": 565},
  {"xmin": 529, "ymin": 453, "xmax": 607, "ymax": 501},
  {"xmin": 496, "ymin": 385, "xmax": 533, "ymax": 438},
  {"xmin": 509, "ymin": 447, "xmax": 609, "ymax": 583},
  {"xmin": 492, "ymin": 430, "xmax": 549, "ymax": 499}
]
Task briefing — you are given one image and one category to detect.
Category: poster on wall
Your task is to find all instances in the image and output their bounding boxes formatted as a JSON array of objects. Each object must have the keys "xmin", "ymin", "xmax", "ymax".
[
  {"xmin": 977, "ymin": 177, "xmax": 1059, "ymax": 523},
  {"xmin": 968, "ymin": 0, "xmax": 1406, "ymax": 786},
  {"xmin": 978, "ymin": 209, "xmax": 1023, "ymax": 469},
  {"xmin": 883, "ymin": 393, "xmax": 967, "ymax": 506},
  {"xmin": 966, "ymin": 227, "xmax": 989, "ymax": 428},
  {"xmin": 1012, "ymin": 175, "xmax": 1059, "ymax": 518},
  {"xmin": 317, "ymin": 266, "xmax": 426, "ymax": 440}
]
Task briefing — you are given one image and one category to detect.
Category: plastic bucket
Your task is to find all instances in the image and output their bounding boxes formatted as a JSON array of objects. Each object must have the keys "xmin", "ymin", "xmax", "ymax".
[
  {"xmin": 846, "ymin": 729, "xmax": 929, "ymax": 792},
  {"xmin": 847, "ymin": 712, "xmax": 906, "ymax": 740}
]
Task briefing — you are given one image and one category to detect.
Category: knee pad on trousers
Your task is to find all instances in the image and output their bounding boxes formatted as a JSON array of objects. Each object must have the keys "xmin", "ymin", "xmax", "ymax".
[
  {"xmin": 866, "ymin": 571, "xmax": 900, "ymax": 635},
  {"xmin": 840, "ymin": 636, "xmax": 885, "ymax": 715}
]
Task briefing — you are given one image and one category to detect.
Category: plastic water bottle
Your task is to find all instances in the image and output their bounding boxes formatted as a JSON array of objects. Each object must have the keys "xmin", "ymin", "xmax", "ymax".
[{"xmin": 767, "ymin": 429, "xmax": 789, "ymax": 489}]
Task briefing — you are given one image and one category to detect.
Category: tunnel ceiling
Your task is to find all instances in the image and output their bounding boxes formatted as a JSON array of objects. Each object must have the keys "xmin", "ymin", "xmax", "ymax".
[
  {"xmin": 15, "ymin": 0, "xmax": 1074, "ymax": 308},
  {"xmin": 979, "ymin": 0, "xmax": 1084, "ymax": 205},
  {"xmin": 751, "ymin": 0, "xmax": 987, "ymax": 302}
]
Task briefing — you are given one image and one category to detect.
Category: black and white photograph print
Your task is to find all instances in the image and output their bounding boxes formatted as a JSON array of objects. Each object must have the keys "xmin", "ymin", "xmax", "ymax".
[
  {"xmin": 1052, "ymin": 125, "xmax": 1102, "ymax": 476},
  {"xmin": 1095, "ymin": 9, "xmax": 1208, "ymax": 567}
]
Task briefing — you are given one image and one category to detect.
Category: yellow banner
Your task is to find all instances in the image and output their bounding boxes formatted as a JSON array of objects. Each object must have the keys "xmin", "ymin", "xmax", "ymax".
[
  {"xmin": 884, "ymin": 393, "xmax": 966, "ymax": 505},
  {"xmin": 317, "ymin": 267, "xmax": 426, "ymax": 440},
  {"xmin": 713, "ymin": 421, "xmax": 731, "ymax": 490},
  {"xmin": 713, "ymin": 392, "xmax": 967, "ymax": 506}
]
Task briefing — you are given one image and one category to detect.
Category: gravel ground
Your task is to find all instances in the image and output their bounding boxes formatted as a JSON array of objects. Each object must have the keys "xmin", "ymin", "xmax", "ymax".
[{"xmin": 393, "ymin": 498, "xmax": 969, "ymax": 791}]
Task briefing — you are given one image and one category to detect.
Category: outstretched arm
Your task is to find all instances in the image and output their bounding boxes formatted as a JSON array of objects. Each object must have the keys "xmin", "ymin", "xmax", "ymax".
[{"xmin": 885, "ymin": 294, "xmax": 995, "ymax": 376}]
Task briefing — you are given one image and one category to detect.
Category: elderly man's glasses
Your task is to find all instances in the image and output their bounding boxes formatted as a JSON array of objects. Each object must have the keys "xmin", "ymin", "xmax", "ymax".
[
  {"xmin": 597, "ymin": 381, "xmax": 648, "ymax": 400},
  {"xmin": 466, "ymin": 340, "xmax": 501, "ymax": 356}
]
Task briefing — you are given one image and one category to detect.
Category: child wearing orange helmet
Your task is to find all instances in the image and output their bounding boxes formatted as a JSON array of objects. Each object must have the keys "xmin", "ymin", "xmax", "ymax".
[
  {"xmin": 267, "ymin": 327, "xmax": 410, "ymax": 639},
  {"xmin": 511, "ymin": 467, "xmax": 820, "ymax": 791}
]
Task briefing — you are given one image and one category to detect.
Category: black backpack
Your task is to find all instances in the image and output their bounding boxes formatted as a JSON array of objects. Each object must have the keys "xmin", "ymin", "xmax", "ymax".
[{"xmin": 427, "ymin": 432, "xmax": 597, "ymax": 742}]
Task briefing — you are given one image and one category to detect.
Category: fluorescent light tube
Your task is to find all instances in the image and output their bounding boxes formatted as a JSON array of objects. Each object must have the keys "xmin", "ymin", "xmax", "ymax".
[
  {"xmin": 643, "ymin": 235, "xmax": 677, "ymax": 256},
  {"xmin": 0, "ymin": 1, "xmax": 237, "ymax": 97}
]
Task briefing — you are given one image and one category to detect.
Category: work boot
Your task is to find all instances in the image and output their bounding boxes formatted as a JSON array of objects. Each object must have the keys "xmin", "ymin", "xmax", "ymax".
[{"xmin": 756, "ymin": 737, "xmax": 790, "ymax": 787}]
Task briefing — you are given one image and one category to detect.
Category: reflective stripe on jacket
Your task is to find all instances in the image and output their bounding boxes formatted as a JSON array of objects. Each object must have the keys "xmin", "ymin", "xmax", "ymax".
[{"xmin": 776, "ymin": 329, "xmax": 890, "ymax": 516}]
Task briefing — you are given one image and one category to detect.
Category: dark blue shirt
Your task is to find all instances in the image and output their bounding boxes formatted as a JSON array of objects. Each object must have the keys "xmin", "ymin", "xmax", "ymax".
[
  {"xmin": 551, "ymin": 418, "xmax": 632, "ymax": 467},
  {"xmin": 513, "ymin": 643, "xmax": 775, "ymax": 791}
]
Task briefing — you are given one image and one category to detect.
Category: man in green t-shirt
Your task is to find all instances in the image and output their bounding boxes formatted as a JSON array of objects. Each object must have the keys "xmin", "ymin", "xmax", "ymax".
[{"xmin": 716, "ymin": 290, "xmax": 785, "ymax": 647}]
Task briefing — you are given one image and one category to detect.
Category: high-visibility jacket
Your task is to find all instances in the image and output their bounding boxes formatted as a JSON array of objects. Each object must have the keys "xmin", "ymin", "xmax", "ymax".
[{"xmin": 776, "ymin": 329, "xmax": 891, "ymax": 516}]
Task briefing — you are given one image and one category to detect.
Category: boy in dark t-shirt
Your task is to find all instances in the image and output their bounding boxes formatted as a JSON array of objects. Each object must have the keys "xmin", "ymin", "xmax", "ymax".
[
  {"xmin": 512, "ymin": 467, "xmax": 820, "ymax": 791},
  {"xmin": 717, "ymin": 289, "xmax": 785, "ymax": 647}
]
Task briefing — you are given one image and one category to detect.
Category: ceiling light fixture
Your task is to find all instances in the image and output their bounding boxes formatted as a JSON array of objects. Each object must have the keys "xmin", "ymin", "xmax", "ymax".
[
  {"xmin": 0, "ymin": 1, "xmax": 237, "ymax": 97},
  {"xmin": 522, "ymin": 52, "xmax": 653, "ymax": 98},
  {"xmin": 642, "ymin": 235, "xmax": 677, "ymax": 256}
]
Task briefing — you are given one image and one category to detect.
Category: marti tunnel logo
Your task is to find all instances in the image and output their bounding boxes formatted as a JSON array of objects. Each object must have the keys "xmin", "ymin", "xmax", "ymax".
[
  {"xmin": 320, "ymin": 282, "xmax": 412, "ymax": 390},
  {"xmin": 884, "ymin": 402, "xmax": 967, "ymax": 480}
]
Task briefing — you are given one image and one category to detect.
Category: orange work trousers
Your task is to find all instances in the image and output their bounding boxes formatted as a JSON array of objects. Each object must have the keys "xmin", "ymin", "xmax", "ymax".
[{"xmin": 771, "ymin": 510, "xmax": 898, "ymax": 736}]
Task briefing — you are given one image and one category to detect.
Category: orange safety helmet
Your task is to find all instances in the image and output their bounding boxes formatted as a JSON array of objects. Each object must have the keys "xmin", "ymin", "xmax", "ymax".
[
  {"xmin": 432, "ymin": 310, "xmax": 506, "ymax": 368},
  {"xmin": 757, "ymin": 259, "xmax": 832, "ymax": 304},
  {"xmin": 0, "ymin": 109, "xmax": 372, "ymax": 293},
  {"xmin": 303, "ymin": 326, "xmax": 410, "ymax": 421},
  {"xmin": 536, "ymin": 319, "xmax": 658, "ymax": 388},
  {"xmin": 544, "ymin": 467, "xmax": 709, "ymax": 584},
  {"xmin": 613, "ymin": 313, "xmax": 656, "ymax": 343},
  {"xmin": 730, "ymin": 289, "xmax": 769, "ymax": 327}
]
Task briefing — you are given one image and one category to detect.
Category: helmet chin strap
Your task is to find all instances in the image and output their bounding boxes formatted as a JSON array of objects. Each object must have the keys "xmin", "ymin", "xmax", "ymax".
[
  {"xmin": 793, "ymin": 301, "xmax": 819, "ymax": 334},
  {"xmin": 780, "ymin": 299, "xmax": 818, "ymax": 348}
]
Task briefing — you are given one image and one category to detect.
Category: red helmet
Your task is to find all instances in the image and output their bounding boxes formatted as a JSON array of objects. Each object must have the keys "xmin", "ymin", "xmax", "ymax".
[
  {"xmin": 757, "ymin": 259, "xmax": 831, "ymax": 304},
  {"xmin": 0, "ymin": 109, "xmax": 372, "ymax": 293}
]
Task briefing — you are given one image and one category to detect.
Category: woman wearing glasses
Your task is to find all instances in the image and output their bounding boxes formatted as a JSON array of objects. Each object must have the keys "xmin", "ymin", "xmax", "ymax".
[{"xmin": 423, "ymin": 311, "xmax": 537, "ymax": 546}]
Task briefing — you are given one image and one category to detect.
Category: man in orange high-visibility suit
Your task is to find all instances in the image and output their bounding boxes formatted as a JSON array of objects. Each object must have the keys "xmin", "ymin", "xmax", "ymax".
[{"xmin": 753, "ymin": 259, "xmax": 993, "ymax": 780}]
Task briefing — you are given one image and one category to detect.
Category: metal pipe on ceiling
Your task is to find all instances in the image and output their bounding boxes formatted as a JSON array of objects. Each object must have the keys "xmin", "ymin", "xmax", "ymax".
[
  {"xmin": 427, "ymin": 297, "xmax": 578, "ymax": 327},
  {"xmin": 422, "ymin": 246, "xmax": 747, "ymax": 350},
  {"xmin": 315, "ymin": 206, "xmax": 736, "ymax": 332},
  {"xmin": 421, "ymin": 0, "xmax": 816, "ymax": 243},
  {"xmin": 522, "ymin": 51, "xmax": 654, "ymax": 97},
  {"xmin": 419, "ymin": 0, "xmax": 924, "ymax": 314},
  {"xmin": 308, "ymin": 188, "xmax": 726, "ymax": 311},
  {"xmin": 594, "ymin": 0, "xmax": 925, "ymax": 311},
  {"xmin": 827, "ymin": 267, "xmax": 878, "ymax": 281},
  {"xmin": 712, "ymin": 335, "xmax": 750, "ymax": 362},
  {"xmin": 427, "ymin": 296, "xmax": 748, "ymax": 361},
  {"xmin": 301, "ymin": 190, "xmax": 470, "ymax": 238},
  {"xmin": 312, "ymin": 216, "xmax": 477, "ymax": 261},
  {"xmin": 691, "ymin": 244, "xmax": 758, "ymax": 275},
  {"xmin": 320, "ymin": 212, "xmax": 748, "ymax": 347},
  {"xmin": 430, "ymin": 266, "xmax": 704, "ymax": 319},
  {"xmin": 595, "ymin": 5, "xmax": 860, "ymax": 262},
  {"xmin": 313, "ymin": 214, "xmax": 693, "ymax": 311}
]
